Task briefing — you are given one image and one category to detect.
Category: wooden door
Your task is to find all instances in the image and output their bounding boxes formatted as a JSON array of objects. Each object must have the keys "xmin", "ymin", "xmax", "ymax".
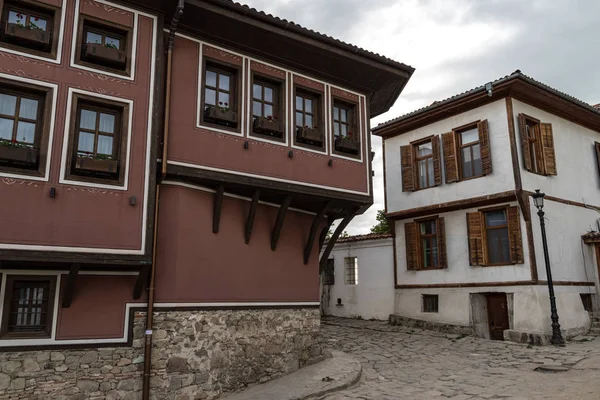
[{"xmin": 487, "ymin": 293, "xmax": 509, "ymax": 340}]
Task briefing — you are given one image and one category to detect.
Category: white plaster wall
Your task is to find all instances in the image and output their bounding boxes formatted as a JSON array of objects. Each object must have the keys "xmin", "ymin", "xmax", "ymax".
[
  {"xmin": 385, "ymin": 100, "xmax": 514, "ymax": 214},
  {"xmin": 394, "ymin": 201, "xmax": 532, "ymax": 286},
  {"xmin": 325, "ymin": 238, "xmax": 394, "ymax": 320},
  {"xmin": 512, "ymin": 99, "xmax": 600, "ymax": 206},
  {"xmin": 528, "ymin": 199, "xmax": 598, "ymax": 282},
  {"xmin": 394, "ymin": 285, "xmax": 590, "ymax": 333}
]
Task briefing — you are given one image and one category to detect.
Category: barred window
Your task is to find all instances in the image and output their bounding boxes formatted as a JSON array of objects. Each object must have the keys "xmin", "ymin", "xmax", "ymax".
[
  {"xmin": 344, "ymin": 257, "xmax": 358, "ymax": 285},
  {"xmin": 322, "ymin": 258, "xmax": 335, "ymax": 286},
  {"xmin": 422, "ymin": 294, "xmax": 438, "ymax": 313}
]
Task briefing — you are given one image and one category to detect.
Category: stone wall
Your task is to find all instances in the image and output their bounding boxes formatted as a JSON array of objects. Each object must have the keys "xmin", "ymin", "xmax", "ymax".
[
  {"xmin": 0, "ymin": 308, "xmax": 321, "ymax": 400},
  {"xmin": 388, "ymin": 314, "xmax": 473, "ymax": 336}
]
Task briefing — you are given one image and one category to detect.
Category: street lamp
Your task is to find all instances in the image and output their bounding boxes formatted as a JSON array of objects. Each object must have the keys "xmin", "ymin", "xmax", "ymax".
[{"xmin": 531, "ymin": 189, "xmax": 565, "ymax": 346}]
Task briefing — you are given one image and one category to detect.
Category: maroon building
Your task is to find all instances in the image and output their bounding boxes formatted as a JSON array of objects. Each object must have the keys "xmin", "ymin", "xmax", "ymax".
[{"xmin": 0, "ymin": 0, "xmax": 413, "ymax": 398}]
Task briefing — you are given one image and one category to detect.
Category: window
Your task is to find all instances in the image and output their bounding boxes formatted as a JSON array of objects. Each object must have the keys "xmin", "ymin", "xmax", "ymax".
[
  {"xmin": 405, "ymin": 216, "xmax": 447, "ymax": 270},
  {"xmin": 415, "ymin": 141, "xmax": 434, "ymax": 189},
  {"xmin": 1, "ymin": 276, "xmax": 56, "ymax": 339},
  {"xmin": 344, "ymin": 257, "xmax": 358, "ymax": 285},
  {"xmin": 202, "ymin": 63, "xmax": 238, "ymax": 129},
  {"xmin": 65, "ymin": 94, "xmax": 128, "ymax": 185},
  {"xmin": 580, "ymin": 294, "xmax": 593, "ymax": 312},
  {"xmin": 0, "ymin": 83, "xmax": 50, "ymax": 176},
  {"xmin": 333, "ymin": 101, "xmax": 359, "ymax": 156},
  {"xmin": 295, "ymin": 89, "xmax": 323, "ymax": 149},
  {"xmin": 75, "ymin": 19, "xmax": 130, "ymax": 74},
  {"xmin": 518, "ymin": 114, "xmax": 556, "ymax": 176},
  {"xmin": 443, "ymin": 120, "xmax": 491, "ymax": 183},
  {"xmin": 467, "ymin": 206, "xmax": 524, "ymax": 266},
  {"xmin": 0, "ymin": 1, "xmax": 56, "ymax": 55},
  {"xmin": 251, "ymin": 77, "xmax": 283, "ymax": 139},
  {"xmin": 323, "ymin": 258, "xmax": 335, "ymax": 286},
  {"xmin": 422, "ymin": 294, "xmax": 438, "ymax": 313}
]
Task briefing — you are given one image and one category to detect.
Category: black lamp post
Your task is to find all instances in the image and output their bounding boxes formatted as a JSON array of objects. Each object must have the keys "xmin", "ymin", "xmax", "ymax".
[{"xmin": 531, "ymin": 189, "xmax": 565, "ymax": 346}]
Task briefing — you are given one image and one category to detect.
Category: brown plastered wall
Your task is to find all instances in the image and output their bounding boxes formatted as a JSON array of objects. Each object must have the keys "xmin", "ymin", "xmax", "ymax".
[
  {"xmin": 167, "ymin": 36, "xmax": 369, "ymax": 194},
  {"xmin": 80, "ymin": 0, "xmax": 135, "ymax": 28},
  {"xmin": 154, "ymin": 184, "xmax": 321, "ymax": 303},
  {"xmin": 0, "ymin": 1, "xmax": 155, "ymax": 250},
  {"xmin": 56, "ymin": 274, "xmax": 144, "ymax": 340}
]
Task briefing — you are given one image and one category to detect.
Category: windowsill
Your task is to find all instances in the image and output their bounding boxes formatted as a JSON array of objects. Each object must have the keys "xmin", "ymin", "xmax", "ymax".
[
  {"xmin": 65, "ymin": 171, "xmax": 123, "ymax": 187},
  {"xmin": 413, "ymin": 266, "xmax": 446, "ymax": 271},
  {"xmin": 458, "ymin": 173, "xmax": 486, "ymax": 182},
  {"xmin": 474, "ymin": 263, "xmax": 518, "ymax": 267},
  {"xmin": 250, "ymin": 130, "xmax": 285, "ymax": 143},
  {"xmin": 200, "ymin": 118, "xmax": 241, "ymax": 134},
  {"xmin": 332, "ymin": 148, "xmax": 361, "ymax": 160},
  {"xmin": 0, "ymin": 165, "xmax": 44, "ymax": 179},
  {"xmin": 293, "ymin": 140, "xmax": 326, "ymax": 153},
  {"xmin": 75, "ymin": 59, "xmax": 129, "ymax": 77},
  {"xmin": 0, "ymin": 40, "xmax": 54, "ymax": 59}
]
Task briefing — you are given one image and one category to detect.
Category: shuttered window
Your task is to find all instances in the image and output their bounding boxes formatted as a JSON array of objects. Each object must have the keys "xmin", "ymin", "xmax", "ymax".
[
  {"xmin": 401, "ymin": 136, "xmax": 441, "ymax": 191},
  {"xmin": 595, "ymin": 142, "xmax": 600, "ymax": 176},
  {"xmin": 443, "ymin": 120, "xmax": 492, "ymax": 183},
  {"xmin": 405, "ymin": 216, "xmax": 447, "ymax": 270},
  {"xmin": 467, "ymin": 206, "xmax": 524, "ymax": 266},
  {"xmin": 518, "ymin": 114, "xmax": 556, "ymax": 176}
]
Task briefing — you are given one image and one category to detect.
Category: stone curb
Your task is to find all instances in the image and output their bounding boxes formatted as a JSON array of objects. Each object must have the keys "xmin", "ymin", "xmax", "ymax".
[{"xmin": 221, "ymin": 351, "xmax": 362, "ymax": 400}]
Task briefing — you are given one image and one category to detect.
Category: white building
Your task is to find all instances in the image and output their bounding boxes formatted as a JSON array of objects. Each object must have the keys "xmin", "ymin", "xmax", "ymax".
[
  {"xmin": 321, "ymin": 233, "xmax": 395, "ymax": 320},
  {"xmin": 372, "ymin": 71, "xmax": 599, "ymax": 341}
]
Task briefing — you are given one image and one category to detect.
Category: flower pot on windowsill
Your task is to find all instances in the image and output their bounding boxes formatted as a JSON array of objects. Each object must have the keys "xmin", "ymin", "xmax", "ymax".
[
  {"xmin": 253, "ymin": 117, "xmax": 283, "ymax": 138},
  {"xmin": 75, "ymin": 157, "xmax": 118, "ymax": 174},
  {"xmin": 204, "ymin": 106, "xmax": 238, "ymax": 126},
  {"xmin": 0, "ymin": 144, "xmax": 37, "ymax": 165},
  {"xmin": 334, "ymin": 137, "xmax": 360, "ymax": 155},
  {"xmin": 296, "ymin": 127, "xmax": 323, "ymax": 146},
  {"xmin": 83, "ymin": 43, "xmax": 127, "ymax": 67},
  {"xmin": 5, "ymin": 23, "xmax": 50, "ymax": 45}
]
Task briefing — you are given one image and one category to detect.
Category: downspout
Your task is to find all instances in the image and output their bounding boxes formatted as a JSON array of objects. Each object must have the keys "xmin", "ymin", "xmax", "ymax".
[{"xmin": 142, "ymin": 2, "xmax": 184, "ymax": 400}]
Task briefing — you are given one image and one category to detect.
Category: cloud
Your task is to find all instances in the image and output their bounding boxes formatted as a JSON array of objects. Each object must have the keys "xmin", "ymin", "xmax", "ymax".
[{"xmin": 242, "ymin": 0, "xmax": 600, "ymax": 234}]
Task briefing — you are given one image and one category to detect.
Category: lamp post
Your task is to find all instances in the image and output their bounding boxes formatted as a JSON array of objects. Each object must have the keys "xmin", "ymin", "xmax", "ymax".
[{"xmin": 531, "ymin": 189, "xmax": 565, "ymax": 346}]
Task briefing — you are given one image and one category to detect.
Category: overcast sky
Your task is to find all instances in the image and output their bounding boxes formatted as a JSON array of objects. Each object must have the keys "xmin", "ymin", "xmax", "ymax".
[{"xmin": 243, "ymin": 0, "xmax": 600, "ymax": 234}]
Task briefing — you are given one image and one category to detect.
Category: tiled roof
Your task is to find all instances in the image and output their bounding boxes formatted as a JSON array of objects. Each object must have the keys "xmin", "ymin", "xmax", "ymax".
[
  {"xmin": 582, "ymin": 231, "xmax": 600, "ymax": 243},
  {"xmin": 211, "ymin": 0, "xmax": 414, "ymax": 73},
  {"xmin": 594, "ymin": 104, "xmax": 600, "ymax": 110},
  {"xmin": 334, "ymin": 233, "xmax": 393, "ymax": 244},
  {"xmin": 374, "ymin": 70, "xmax": 600, "ymax": 131}
]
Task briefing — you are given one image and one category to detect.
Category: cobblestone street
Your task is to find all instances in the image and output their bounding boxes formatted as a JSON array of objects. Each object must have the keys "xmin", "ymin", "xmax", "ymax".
[{"xmin": 318, "ymin": 318, "xmax": 600, "ymax": 400}]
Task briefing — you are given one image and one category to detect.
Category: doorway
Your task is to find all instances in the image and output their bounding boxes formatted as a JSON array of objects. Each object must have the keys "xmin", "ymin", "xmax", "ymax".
[{"xmin": 486, "ymin": 293, "xmax": 509, "ymax": 340}]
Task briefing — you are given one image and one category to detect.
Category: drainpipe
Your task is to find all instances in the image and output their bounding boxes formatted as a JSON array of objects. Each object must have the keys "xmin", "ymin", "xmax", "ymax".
[{"xmin": 142, "ymin": 2, "xmax": 184, "ymax": 400}]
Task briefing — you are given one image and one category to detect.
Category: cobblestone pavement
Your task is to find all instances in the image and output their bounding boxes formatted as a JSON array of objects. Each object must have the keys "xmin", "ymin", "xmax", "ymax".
[{"xmin": 317, "ymin": 318, "xmax": 600, "ymax": 400}]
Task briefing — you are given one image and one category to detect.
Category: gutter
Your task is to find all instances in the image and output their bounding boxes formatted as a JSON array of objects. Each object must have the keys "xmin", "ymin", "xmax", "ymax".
[{"xmin": 142, "ymin": 1, "xmax": 184, "ymax": 400}]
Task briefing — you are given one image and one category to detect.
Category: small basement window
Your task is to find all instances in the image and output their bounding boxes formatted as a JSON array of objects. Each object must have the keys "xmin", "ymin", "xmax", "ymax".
[
  {"xmin": 1, "ymin": 276, "xmax": 57, "ymax": 339},
  {"xmin": 422, "ymin": 294, "xmax": 438, "ymax": 313},
  {"xmin": 77, "ymin": 19, "xmax": 130, "ymax": 74},
  {"xmin": 0, "ymin": 2, "xmax": 54, "ymax": 54}
]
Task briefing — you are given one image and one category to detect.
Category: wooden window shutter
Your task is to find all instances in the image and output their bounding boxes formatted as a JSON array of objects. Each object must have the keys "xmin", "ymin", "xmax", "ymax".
[
  {"xmin": 518, "ymin": 114, "xmax": 533, "ymax": 171},
  {"xmin": 540, "ymin": 123, "xmax": 557, "ymax": 176},
  {"xmin": 432, "ymin": 135, "xmax": 442, "ymax": 185},
  {"xmin": 467, "ymin": 212, "xmax": 484, "ymax": 266},
  {"xmin": 437, "ymin": 217, "xmax": 447, "ymax": 268},
  {"xmin": 478, "ymin": 119, "xmax": 492, "ymax": 175},
  {"xmin": 595, "ymin": 142, "xmax": 600, "ymax": 176},
  {"xmin": 405, "ymin": 222, "xmax": 418, "ymax": 270},
  {"xmin": 507, "ymin": 206, "xmax": 524, "ymax": 264},
  {"xmin": 442, "ymin": 132, "xmax": 458, "ymax": 183},
  {"xmin": 400, "ymin": 145, "xmax": 415, "ymax": 192}
]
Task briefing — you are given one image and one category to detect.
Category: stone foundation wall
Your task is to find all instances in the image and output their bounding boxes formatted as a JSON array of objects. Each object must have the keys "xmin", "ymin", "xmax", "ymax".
[
  {"xmin": 388, "ymin": 314, "xmax": 473, "ymax": 336},
  {"xmin": 0, "ymin": 308, "xmax": 321, "ymax": 400}
]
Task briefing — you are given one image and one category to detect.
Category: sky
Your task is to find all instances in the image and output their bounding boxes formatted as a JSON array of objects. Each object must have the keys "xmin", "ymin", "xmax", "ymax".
[{"xmin": 243, "ymin": 0, "xmax": 600, "ymax": 235}]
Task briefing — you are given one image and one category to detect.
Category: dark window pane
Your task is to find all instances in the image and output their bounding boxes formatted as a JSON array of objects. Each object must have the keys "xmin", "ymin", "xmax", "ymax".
[
  {"xmin": 105, "ymin": 36, "xmax": 120, "ymax": 49},
  {"xmin": 462, "ymin": 147, "xmax": 473, "ymax": 179},
  {"xmin": 427, "ymin": 158, "xmax": 435, "ymax": 187},
  {"xmin": 305, "ymin": 98, "xmax": 312, "ymax": 113},
  {"xmin": 333, "ymin": 107, "xmax": 339, "ymax": 121},
  {"xmin": 0, "ymin": 93, "xmax": 17, "ymax": 116},
  {"xmin": 8, "ymin": 11, "xmax": 24, "ymax": 25},
  {"xmin": 485, "ymin": 210, "xmax": 507, "ymax": 227},
  {"xmin": 295, "ymin": 96, "xmax": 303, "ymax": 111},
  {"xmin": 205, "ymin": 70, "xmax": 217, "ymax": 87},
  {"xmin": 264, "ymin": 87, "xmax": 273, "ymax": 103},
  {"xmin": 264, "ymin": 104, "xmax": 273, "ymax": 118},
  {"xmin": 219, "ymin": 74, "xmax": 230, "ymax": 91},
  {"xmin": 418, "ymin": 159, "xmax": 427, "ymax": 188},
  {"xmin": 472, "ymin": 144, "xmax": 483, "ymax": 176},
  {"xmin": 253, "ymin": 84, "xmax": 262, "ymax": 100},
  {"xmin": 295, "ymin": 112, "xmax": 303, "ymax": 127},
  {"xmin": 253, "ymin": 101, "xmax": 262, "ymax": 117},
  {"xmin": 419, "ymin": 220, "xmax": 436, "ymax": 235},
  {"xmin": 86, "ymin": 31, "xmax": 103, "ymax": 44},
  {"xmin": 341, "ymin": 109, "xmax": 347, "ymax": 123},
  {"xmin": 30, "ymin": 16, "xmax": 47, "ymax": 31},
  {"xmin": 204, "ymin": 89, "xmax": 216, "ymax": 106},
  {"xmin": 486, "ymin": 227, "xmax": 510, "ymax": 264},
  {"xmin": 0, "ymin": 118, "xmax": 14, "ymax": 140},
  {"xmin": 334, "ymin": 122, "xmax": 340, "ymax": 136},
  {"xmin": 305, "ymin": 114, "xmax": 313, "ymax": 128}
]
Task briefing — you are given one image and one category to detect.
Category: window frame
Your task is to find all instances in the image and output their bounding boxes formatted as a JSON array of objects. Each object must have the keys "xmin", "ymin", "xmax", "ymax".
[
  {"xmin": 0, "ymin": 0, "xmax": 60, "ymax": 58},
  {"xmin": 0, "ymin": 275, "xmax": 57, "ymax": 339},
  {"xmin": 412, "ymin": 136, "xmax": 435, "ymax": 190},
  {"xmin": 0, "ymin": 78, "xmax": 52, "ymax": 178},
  {"xmin": 422, "ymin": 294, "xmax": 439, "ymax": 313},
  {"xmin": 520, "ymin": 114, "xmax": 545, "ymax": 175},
  {"xmin": 250, "ymin": 73, "xmax": 285, "ymax": 142},
  {"xmin": 74, "ymin": 15, "xmax": 132, "ymax": 76},
  {"xmin": 65, "ymin": 93, "xmax": 129, "ymax": 186},
  {"xmin": 200, "ymin": 59, "xmax": 241, "ymax": 132},
  {"xmin": 323, "ymin": 258, "xmax": 335, "ymax": 286},
  {"xmin": 293, "ymin": 85, "xmax": 324, "ymax": 152},
  {"xmin": 481, "ymin": 206, "xmax": 512, "ymax": 266},
  {"xmin": 344, "ymin": 256, "xmax": 358, "ymax": 285},
  {"xmin": 332, "ymin": 98, "xmax": 360, "ymax": 158},
  {"xmin": 415, "ymin": 217, "xmax": 440, "ymax": 270},
  {"xmin": 454, "ymin": 122, "xmax": 483, "ymax": 181}
]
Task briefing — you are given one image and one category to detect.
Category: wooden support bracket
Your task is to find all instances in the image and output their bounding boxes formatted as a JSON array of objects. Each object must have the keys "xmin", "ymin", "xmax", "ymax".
[
  {"xmin": 213, "ymin": 184, "xmax": 225, "ymax": 233},
  {"xmin": 271, "ymin": 195, "xmax": 293, "ymax": 251},
  {"xmin": 245, "ymin": 190, "xmax": 260, "ymax": 244},
  {"xmin": 319, "ymin": 212, "xmax": 356, "ymax": 273},
  {"xmin": 61, "ymin": 263, "xmax": 81, "ymax": 308},
  {"xmin": 133, "ymin": 265, "xmax": 151, "ymax": 300},
  {"xmin": 303, "ymin": 200, "xmax": 332, "ymax": 264}
]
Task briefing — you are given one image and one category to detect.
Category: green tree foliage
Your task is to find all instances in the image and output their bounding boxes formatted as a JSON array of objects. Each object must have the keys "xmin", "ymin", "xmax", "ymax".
[{"xmin": 370, "ymin": 209, "xmax": 391, "ymax": 234}]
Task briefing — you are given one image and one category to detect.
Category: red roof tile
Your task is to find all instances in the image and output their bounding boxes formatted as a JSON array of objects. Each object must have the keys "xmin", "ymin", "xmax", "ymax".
[{"xmin": 334, "ymin": 233, "xmax": 393, "ymax": 244}]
